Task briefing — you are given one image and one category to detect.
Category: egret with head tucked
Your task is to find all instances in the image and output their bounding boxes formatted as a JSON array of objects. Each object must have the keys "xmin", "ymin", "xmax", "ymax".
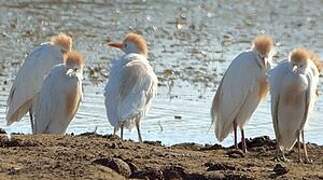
[
  {"xmin": 269, "ymin": 48, "xmax": 321, "ymax": 163},
  {"xmin": 6, "ymin": 33, "xmax": 72, "ymax": 132},
  {"xmin": 33, "ymin": 51, "xmax": 84, "ymax": 134},
  {"xmin": 211, "ymin": 35, "xmax": 274, "ymax": 152}
]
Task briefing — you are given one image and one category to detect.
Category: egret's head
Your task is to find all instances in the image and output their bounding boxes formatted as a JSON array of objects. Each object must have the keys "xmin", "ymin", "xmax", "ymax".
[
  {"xmin": 252, "ymin": 35, "xmax": 274, "ymax": 66},
  {"xmin": 289, "ymin": 48, "xmax": 310, "ymax": 73},
  {"xmin": 108, "ymin": 32, "xmax": 148, "ymax": 57},
  {"xmin": 64, "ymin": 51, "xmax": 84, "ymax": 76},
  {"xmin": 51, "ymin": 33, "xmax": 72, "ymax": 54}
]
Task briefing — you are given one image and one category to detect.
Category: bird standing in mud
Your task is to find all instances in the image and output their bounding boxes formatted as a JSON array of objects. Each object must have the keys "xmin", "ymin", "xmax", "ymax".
[
  {"xmin": 269, "ymin": 48, "xmax": 321, "ymax": 163},
  {"xmin": 211, "ymin": 35, "xmax": 274, "ymax": 152},
  {"xmin": 33, "ymin": 51, "xmax": 84, "ymax": 134},
  {"xmin": 6, "ymin": 33, "xmax": 72, "ymax": 132},
  {"xmin": 104, "ymin": 32, "xmax": 158, "ymax": 142}
]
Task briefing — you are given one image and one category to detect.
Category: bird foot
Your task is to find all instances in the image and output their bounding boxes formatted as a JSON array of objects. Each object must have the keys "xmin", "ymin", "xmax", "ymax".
[
  {"xmin": 304, "ymin": 158, "xmax": 313, "ymax": 164},
  {"xmin": 274, "ymin": 155, "xmax": 289, "ymax": 162}
]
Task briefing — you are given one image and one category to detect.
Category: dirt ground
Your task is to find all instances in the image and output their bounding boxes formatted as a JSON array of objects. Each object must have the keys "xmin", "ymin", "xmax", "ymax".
[{"xmin": 0, "ymin": 131, "xmax": 322, "ymax": 179}]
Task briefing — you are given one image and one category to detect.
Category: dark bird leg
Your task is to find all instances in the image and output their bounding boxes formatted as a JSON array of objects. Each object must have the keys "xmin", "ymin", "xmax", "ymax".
[
  {"xmin": 241, "ymin": 128, "xmax": 247, "ymax": 153},
  {"xmin": 120, "ymin": 124, "xmax": 124, "ymax": 140},
  {"xmin": 29, "ymin": 107, "xmax": 34, "ymax": 134},
  {"xmin": 233, "ymin": 120, "xmax": 238, "ymax": 149},
  {"xmin": 136, "ymin": 119, "xmax": 142, "ymax": 143}
]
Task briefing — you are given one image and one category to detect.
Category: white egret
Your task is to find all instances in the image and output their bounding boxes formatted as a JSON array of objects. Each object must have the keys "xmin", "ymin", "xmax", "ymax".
[
  {"xmin": 211, "ymin": 35, "xmax": 274, "ymax": 152},
  {"xmin": 269, "ymin": 48, "xmax": 321, "ymax": 163},
  {"xmin": 6, "ymin": 33, "xmax": 72, "ymax": 132},
  {"xmin": 33, "ymin": 51, "xmax": 84, "ymax": 134},
  {"xmin": 104, "ymin": 32, "xmax": 158, "ymax": 142}
]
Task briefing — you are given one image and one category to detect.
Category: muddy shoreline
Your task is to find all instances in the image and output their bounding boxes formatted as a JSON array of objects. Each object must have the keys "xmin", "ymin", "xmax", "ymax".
[{"xmin": 0, "ymin": 131, "xmax": 322, "ymax": 179}]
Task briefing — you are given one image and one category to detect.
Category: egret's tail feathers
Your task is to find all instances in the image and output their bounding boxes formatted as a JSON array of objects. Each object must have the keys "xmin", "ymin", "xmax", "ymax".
[
  {"xmin": 6, "ymin": 99, "xmax": 32, "ymax": 125},
  {"xmin": 279, "ymin": 132, "xmax": 298, "ymax": 151},
  {"xmin": 215, "ymin": 118, "xmax": 232, "ymax": 142},
  {"xmin": 211, "ymin": 86, "xmax": 231, "ymax": 142}
]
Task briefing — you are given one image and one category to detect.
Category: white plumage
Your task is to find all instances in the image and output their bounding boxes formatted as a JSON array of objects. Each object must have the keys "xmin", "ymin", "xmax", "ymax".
[
  {"xmin": 211, "ymin": 35, "xmax": 274, "ymax": 152},
  {"xmin": 213, "ymin": 51, "xmax": 269, "ymax": 140},
  {"xmin": 105, "ymin": 54, "xmax": 157, "ymax": 128},
  {"xmin": 269, "ymin": 48, "xmax": 320, "ymax": 162},
  {"xmin": 6, "ymin": 33, "xmax": 72, "ymax": 130},
  {"xmin": 6, "ymin": 44, "xmax": 63, "ymax": 125},
  {"xmin": 33, "ymin": 51, "xmax": 84, "ymax": 134},
  {"xmin": 104, "ymin": 33, "xmax": 157, "ymax": 142}
]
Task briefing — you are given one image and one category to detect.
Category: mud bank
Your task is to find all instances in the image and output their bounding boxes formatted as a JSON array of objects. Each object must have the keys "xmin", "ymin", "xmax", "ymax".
[{"xmin": 0, "ymin": 132, "xmax": 322, "ymax": 179}]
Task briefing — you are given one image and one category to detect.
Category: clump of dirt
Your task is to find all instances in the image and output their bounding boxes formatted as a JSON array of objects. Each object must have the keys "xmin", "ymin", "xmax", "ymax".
[
  {"xmin": 93, "ymin": 158, "xmax": 131, "ymax": 177},
  {"xmin": 0, "ymin": 136, "xmax": 38, "ymax": 148},
  {"xmin": 0, "ymin": 134, "xmax": 322, "ymax": 179}
]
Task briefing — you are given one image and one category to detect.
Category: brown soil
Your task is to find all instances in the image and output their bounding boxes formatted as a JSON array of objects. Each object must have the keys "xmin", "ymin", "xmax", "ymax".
[{"xmin": 0, "ymin": 132, "xmax": 323, "ymax": 180}]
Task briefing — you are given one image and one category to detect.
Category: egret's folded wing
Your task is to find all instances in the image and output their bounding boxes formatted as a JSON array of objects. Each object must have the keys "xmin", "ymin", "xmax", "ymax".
[
  {"xmin": 6, "ymin": 44, "xmax": 63, "ymax": 125},
  {"xmin": 117, "ymin": 60, "xmax": 158, "ymax": 121},
  {"xmin": 34, "ymin": 66, "xmax": 63, "ymax": 133}
]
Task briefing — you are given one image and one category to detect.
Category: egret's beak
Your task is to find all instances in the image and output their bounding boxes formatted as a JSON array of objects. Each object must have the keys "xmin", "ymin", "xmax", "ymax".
[{"xmin": 108, "ymin": 42, "xmax": 123, "ymax": 49}]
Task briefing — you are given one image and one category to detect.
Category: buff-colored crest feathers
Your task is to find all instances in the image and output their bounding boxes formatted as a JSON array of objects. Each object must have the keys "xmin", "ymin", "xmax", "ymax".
[
  {"xmin": 64, "ymin": 51, "xmax": 84, "ymax": 66},
  {"xmin": 252, "ymin": 35, "xmax": 274, "ymax": 56},
  {"xmin": 124, "ymin": 32, "xmax": 148, "ymax": 57},
  {"xmin": 289, "ymin": 48, "xmax": 311, "ymax": 64},
  {"xmin": 51, "ymin": 33, "xmax": 72, "ymax": 52}
]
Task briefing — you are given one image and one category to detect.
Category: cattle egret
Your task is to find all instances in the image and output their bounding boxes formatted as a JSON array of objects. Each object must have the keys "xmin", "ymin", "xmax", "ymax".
[
  {"xmin": 269, "ymin": 48, "xmax": 321, "ymax": 163},
  {"xmin": 104, "ymin": 32, "xmax": 158, "ymax": 142},
  {"xmin": 33, "ymin": 51, "xmax": 84, "ymax": 134},
  {"xmin": 211, "ymin": 35, "xmax": 274, "ymax": 152},
  {"xmin": 6, "ymin": 33, "xmax": 72, "ymax": 133}
]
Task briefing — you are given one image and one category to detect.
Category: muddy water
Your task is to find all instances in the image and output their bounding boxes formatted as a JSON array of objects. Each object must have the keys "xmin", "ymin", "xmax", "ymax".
[{"xmin": 0, "ymin": 0, "xmax": 323, "ymax": 146}]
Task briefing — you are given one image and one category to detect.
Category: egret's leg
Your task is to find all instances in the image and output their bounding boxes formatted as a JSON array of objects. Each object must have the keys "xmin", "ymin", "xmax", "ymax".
[
  {"xmin": 241, "ymin": 128, "xmax": 247, "ymax": 153},
  {"xmin": 297, "ymin": 130, "xmax": 302, "ymax": 163},
  {"xmin": 302, "ymin": 130, "xmax": 311, "ymax": 163},
  {"xmin": 274, "ymin": 136, "xmax": 288, "ymax": 162},
  {"xmin": 29, "ymin": 108, "xmax": 34, "ymax": 134},
  {"xmin": 136, "ymin": 119, "xmax": 142, "ymax": 143},
  {"xmin": 120, "ymin": 124, "xmax": 124, "ymax": 140},
  {"xmin": 233, "ymin": 120, "xmax": 238, "ymax": 149},
  {"xmin": 113, "ymin": 127, "xmax": 117, "ymax": 136},
  {"xmin": 275, "ymin": 139, "xmax": 281, "ymax": 159}
]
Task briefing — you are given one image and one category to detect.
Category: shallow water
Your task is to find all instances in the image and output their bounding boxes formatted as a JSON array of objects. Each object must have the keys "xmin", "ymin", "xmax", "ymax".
[{"xmin": 1, "ymin": 0, "xmax": 323, "ymax": 146}]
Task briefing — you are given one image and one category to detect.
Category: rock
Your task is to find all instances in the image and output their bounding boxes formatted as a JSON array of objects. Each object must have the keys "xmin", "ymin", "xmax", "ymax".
[
  {"xmin": 273, "ymin": 163, "xmax": 288, "ymax": 176},
  {"xmin": 163, "ymin": 165, "xmax": 186, "ymax": 179},
  {"xmin": 201, "ymin": 144, "xmax": 223, "ymax": 151},
  {"xmin": 226, "ymin": 149, "xmax": 245, "ymax": 158},
  {"xmin": 205, "ymin": 162, "xmax": 236, "ymax": 171},
  {"xmin": 0, "ymin": 137, "xmax": 37, "ymax": 148},
  {"xmin": 171, "ymin": 143, "xmax": 204, "ymax": 151},
  {"xmin": 143, "ymin": 140, "xmax": 162, "ymax": 146},
  {"xmin": 0, "ymin": 128, "xmax": 6, "ymax": 134},
  {"xmin": 204, "ymin": 171, "xmax": 225, "ymax": 179},
  {"xmin": 93, "ymin": 158, "xmax": 131, "ymax": 177},
  {"xmin": 131, "ymin": 167, "xmax": 163, "ymax": 179}
]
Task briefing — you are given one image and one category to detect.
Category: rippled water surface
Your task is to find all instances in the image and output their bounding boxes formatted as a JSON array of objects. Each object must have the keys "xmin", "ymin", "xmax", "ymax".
[{"xmin": 1, "ymin": 0, "xmax": 323, "ymax": 146}]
